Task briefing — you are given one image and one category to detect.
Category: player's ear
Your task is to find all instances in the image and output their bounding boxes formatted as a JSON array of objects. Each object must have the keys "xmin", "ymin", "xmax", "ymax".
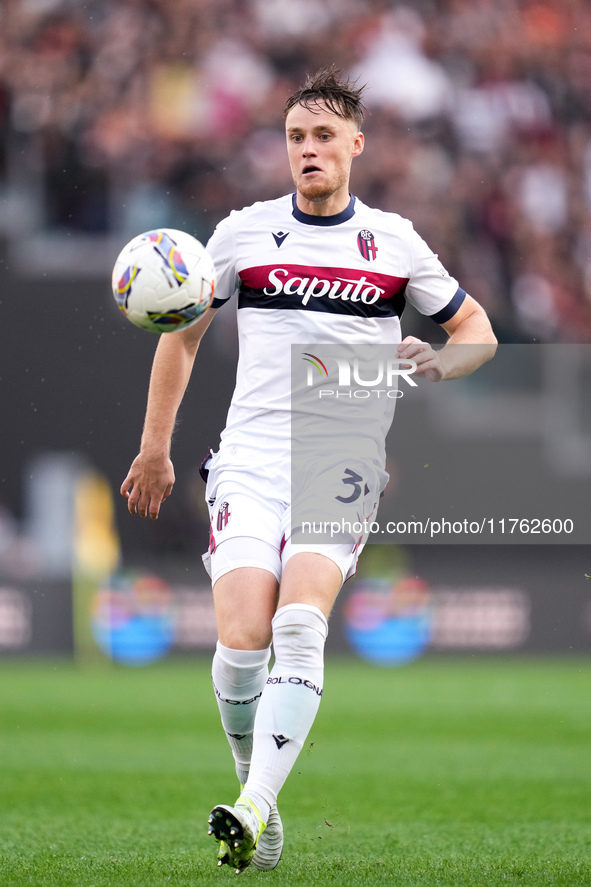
[{"xmin": 352, "ymin": 131, "xmax": 364, "ymax": 158}]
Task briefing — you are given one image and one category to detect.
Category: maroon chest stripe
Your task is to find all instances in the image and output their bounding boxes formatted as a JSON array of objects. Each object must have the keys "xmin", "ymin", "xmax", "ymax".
[{"xmin": 238, "ymin": 264, "xmax": 409, "ymax": 319}]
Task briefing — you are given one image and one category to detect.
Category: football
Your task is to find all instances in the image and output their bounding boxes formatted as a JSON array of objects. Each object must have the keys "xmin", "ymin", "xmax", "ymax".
[{"xmin": 112, "ymin": 228, "xmax": 215, "ymax": 333}]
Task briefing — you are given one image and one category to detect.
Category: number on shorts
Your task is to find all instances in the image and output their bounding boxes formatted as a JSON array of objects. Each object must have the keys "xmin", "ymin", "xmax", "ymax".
[{"xmin": 336, "ymin": 468, "xmax": 363, "ymax": 503}]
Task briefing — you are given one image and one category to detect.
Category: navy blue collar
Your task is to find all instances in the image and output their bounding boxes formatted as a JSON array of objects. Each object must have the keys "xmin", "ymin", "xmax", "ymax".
[{"xmin": 291, "ymin": 193, "xmax": 356, "ymax": 226}]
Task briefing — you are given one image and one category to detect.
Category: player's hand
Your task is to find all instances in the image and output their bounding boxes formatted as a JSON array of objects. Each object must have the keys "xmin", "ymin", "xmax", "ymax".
[
  {"xmin": 396, "ymin": 336, "xmax": 445, "ymax": 382},
  {"xmin": 120, "ymin": 453, "xmax": 175, "ymax": 520}
]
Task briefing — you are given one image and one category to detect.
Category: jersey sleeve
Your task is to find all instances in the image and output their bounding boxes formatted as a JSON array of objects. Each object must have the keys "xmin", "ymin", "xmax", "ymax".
[
  {"xmin": 404, "ymin": 226, "xmax": 466, "ymax": 323},
  {"xmin": 206, "ymin": 215, "xmax": 239, "ymax": 308}
]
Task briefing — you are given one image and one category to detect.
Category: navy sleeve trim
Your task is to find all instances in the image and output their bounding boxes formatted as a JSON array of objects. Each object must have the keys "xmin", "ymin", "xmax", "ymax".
[
  {"xmin": 211, "ymin": 296, "xmax": 229, "ymax": 309},
  {"xmin": 429, "ymin": 287, "xmax": 466, "ymax": 324}
]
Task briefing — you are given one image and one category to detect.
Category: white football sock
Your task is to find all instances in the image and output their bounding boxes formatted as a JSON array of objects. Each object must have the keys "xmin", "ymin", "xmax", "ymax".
[
  {"xmin": 241, "ymin": 604, "xmax": 329, "ymax": 819},
  {"xmin": 211, "ymin": 641, "xmax": 271, "ymax": 785}
]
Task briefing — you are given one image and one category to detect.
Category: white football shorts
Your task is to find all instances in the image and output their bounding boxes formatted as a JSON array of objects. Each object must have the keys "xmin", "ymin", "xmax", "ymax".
[{"xmin": 201, "ymin": 450, "xmax": 383, "ymax": 587}]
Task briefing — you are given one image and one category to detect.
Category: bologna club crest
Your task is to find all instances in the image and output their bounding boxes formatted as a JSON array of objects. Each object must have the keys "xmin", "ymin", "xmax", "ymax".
[
  {"xmin": 357, "ymin": 230, "xmax": 378, "ymax": 261},
  {"xmin": 216, "ymin": 501, "xmax": 232, "ymax": 532}
]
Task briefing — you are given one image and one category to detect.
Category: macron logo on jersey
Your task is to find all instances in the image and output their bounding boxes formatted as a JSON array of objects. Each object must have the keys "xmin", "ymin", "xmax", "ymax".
[
  {"xmin": 238, "ymin": 264, "xmax": 409, "ymax": 318},
  {"xmin": 272, "ymin": 231, "xmax": 290, "ymax": 248}
]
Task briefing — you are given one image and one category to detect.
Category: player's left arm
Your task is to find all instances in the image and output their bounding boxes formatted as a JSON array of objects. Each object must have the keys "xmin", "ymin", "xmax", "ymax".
[{"xmin": 396, "ymin": 294, "xmax": 497, "ymax": 382}]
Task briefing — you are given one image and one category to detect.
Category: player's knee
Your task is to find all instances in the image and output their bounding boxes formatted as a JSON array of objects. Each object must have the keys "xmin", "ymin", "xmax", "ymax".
[{"xmin": 218, "ymin": 623, "xmax": 273, "ymax": 651}]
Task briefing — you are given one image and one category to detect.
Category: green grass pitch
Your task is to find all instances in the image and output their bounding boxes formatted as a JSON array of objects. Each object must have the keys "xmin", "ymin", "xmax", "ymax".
[{"xmin": 0, "ymin": 656, "xmax": 590, "ymax": 886}]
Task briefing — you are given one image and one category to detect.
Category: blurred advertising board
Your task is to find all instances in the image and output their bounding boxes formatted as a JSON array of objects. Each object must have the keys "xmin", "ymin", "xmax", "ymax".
[{"xmin": 1, "ymin": 546, "xmax": 589, "ymax": 663}]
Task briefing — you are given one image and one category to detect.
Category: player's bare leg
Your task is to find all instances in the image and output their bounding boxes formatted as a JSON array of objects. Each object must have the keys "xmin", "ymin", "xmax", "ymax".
[
  {"xmin": 213, "ymin": 566, "xmax": 278, "ymax": 650},
  {"xmin": 277, "ymin": 551, "xmax": 343, "ymax": 617}
]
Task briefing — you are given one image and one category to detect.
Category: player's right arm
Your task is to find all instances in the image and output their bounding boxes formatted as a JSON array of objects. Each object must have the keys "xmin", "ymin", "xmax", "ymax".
[{"xmin": 120, "ymin": 306, "xmax": 217, "ymax": 520}]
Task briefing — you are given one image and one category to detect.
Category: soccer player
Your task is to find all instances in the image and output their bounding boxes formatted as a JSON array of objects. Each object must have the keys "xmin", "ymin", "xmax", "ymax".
[{"xmin": 121, "ymin": 67, "xmax": 497, "ymax": 872}]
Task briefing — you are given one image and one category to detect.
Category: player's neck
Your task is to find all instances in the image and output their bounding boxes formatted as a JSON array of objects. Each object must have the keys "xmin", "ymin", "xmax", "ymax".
[{"xmin": 294, "ymin": 189, "xmax": 352, "ymax": 218}]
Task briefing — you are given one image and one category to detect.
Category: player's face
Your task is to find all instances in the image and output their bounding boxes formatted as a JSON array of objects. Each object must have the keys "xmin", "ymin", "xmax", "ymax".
[{"xmin": 285, "ymin": 101, "xmax": 364, "ymax": 215}]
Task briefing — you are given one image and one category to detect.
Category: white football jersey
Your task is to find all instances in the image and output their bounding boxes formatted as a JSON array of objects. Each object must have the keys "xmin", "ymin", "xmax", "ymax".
[{"xmin": 205, "ymin": 193, "xmax": 464, "ymax": 494}]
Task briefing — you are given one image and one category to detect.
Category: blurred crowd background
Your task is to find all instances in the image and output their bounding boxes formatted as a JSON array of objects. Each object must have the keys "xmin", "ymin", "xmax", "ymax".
[
  {"xmin": 2, "ymin": 0, "xmax": 591, "ymax": 342},
  {"xmin": 1, "ymin": 1, "xmax": 590, "ymax": 662}
]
